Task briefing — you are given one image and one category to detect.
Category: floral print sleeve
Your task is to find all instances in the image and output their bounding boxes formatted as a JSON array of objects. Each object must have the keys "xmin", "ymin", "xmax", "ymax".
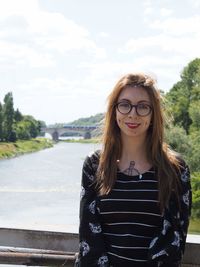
[
  {"xmin": 148, "ymin": 162, "xmax": 192, "ymax": 266},
  {"xmin": 178, "ymin": 164, "xmax": 192, "ymax": 252},
  {"xmin": 76, "ymin": 151, "xmax": 109, "ymax": 267}
]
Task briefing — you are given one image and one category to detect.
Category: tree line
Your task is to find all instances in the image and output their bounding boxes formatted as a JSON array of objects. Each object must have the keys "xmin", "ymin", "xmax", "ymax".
[
  {"xmin": 164, "ymin": 58, "xmax": 200, "ymax": 173},
  {"xmin": 164, "ymin": 58, "xmax": 200, "ymax": 219},
  {"xmin": 0, "ymin": 92, "xmax": 43, "ymax": 142}
]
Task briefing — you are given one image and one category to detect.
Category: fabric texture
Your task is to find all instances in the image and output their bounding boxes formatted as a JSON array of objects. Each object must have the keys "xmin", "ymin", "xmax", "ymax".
[
  {"xmin": 76, "ymin": 150, "xmax": 192, "ymax": 267},
  {"xmin": 98, "ymin": 168, "xmax": 162, "ymax": 266}
]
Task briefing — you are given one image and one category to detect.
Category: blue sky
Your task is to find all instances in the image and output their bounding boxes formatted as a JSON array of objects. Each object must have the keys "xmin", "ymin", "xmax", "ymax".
[{"xmin": 0, "ymin": 0, "xmax": 200, "ymax": 125}]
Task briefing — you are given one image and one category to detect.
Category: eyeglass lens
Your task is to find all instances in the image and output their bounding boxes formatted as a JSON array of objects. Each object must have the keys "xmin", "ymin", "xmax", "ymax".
[{"xmin": 117, "ymin": 102, "xmax": 151, "ymax": 116}]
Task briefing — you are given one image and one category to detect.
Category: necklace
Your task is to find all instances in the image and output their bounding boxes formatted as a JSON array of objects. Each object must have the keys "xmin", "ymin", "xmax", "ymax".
[{"xmin": 121, "ymin": 160, "xmax": 143, "ymax": 179}]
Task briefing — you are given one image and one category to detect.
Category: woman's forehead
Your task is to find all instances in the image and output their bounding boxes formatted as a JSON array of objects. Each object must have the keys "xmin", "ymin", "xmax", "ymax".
[{"xmin": 118, "ymin": 86, "xmax": 150, "ymax": 101}]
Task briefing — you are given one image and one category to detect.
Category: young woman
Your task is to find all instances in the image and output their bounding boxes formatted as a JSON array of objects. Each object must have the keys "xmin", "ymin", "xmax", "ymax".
[{"xmin": 76, "ymin": 73, "xmax": 192, "ymax": 267}]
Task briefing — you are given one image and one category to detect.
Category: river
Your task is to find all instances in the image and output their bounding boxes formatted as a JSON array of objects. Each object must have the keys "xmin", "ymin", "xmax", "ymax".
[{"xmin": 0, "ymin": 141, "xmax": 101, "ymax": 234}]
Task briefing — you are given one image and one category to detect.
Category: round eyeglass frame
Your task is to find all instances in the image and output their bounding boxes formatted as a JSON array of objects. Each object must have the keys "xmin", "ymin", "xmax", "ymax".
[{"xmin": 116, "ymin": 102, "xmax": 152, "ymax": 117}]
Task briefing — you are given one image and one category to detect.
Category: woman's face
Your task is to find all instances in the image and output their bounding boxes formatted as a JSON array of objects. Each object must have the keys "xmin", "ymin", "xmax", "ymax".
[{"xmin": 116, "ymin": 86, "xmax": 152, "ymax": 140}]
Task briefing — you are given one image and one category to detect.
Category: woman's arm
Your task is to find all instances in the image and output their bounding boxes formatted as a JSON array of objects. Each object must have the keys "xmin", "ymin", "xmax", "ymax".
[
  {"xmin": 148, "ymin": 163, "xmax": 192, "ymax": 265},
  {"xmin": 76, "ymin": 152, "xmax": 109, "ymax": 267},
  {"xmin": 178, "ymin": 164, "xmax": 192, "ymax": 254}
]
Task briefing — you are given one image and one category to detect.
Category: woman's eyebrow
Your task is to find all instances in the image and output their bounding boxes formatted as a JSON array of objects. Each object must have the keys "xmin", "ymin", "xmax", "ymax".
[
  {"xmin": 138, "ymin": 100, "xmax": 151, "ymax": 104},
  {"xmin": 118, "ymin": 98, "xmax": 130, "ymax": 102},
  {"xmin": 118, "ymin": 98, "xmax": 151, "ymax": 104}
]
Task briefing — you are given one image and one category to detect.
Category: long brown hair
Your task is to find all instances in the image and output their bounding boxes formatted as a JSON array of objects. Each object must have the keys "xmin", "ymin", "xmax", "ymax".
[{"xmin": 97, "ymin": 72, "xmax": 181, "ymax": 211}]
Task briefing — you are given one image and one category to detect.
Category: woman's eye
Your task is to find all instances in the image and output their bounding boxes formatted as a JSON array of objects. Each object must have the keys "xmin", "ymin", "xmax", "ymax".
[
  {"xmin": 119, "ymin": 103, "xmax": 130, "ymax": 108},
  {"xmin": 138, "ymin": 104, "xmax": 148, "ymax": 110}
]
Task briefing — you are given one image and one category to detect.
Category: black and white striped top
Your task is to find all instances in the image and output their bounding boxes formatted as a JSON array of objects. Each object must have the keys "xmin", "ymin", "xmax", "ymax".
[
  {"xmin": 99, "ymin": 169, "xmax": 162, "ymax": 266},
  {"xmin": 78, "ymin": 151, "xmax": 163, "ymax": 267}
]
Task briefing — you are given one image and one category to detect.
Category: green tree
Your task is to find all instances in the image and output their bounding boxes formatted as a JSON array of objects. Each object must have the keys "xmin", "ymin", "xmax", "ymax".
[
  {"xmin": 166, "ymin": 58, "xmax": 200, "ymax": 133},
  {"xmin": 188, "ymin": 132, "xmax": 200, "ymax": 172},
  {"xmin": 181, "ymin": 58, "xmax": 200, "ymax": 99},
  {"xmin": 14, "ymin": 108, "xmax": 23, "ymax": 122},
  {"xmin": 15, "ymin": 115, "xmax": 41, "ymax": 140},
  {"xmin": 0, "ymin": 102, "xmax": 3, "ymax": 141},
  {"xmin": 66, "ymin": 113, "xmax": 104, "ymax": 126},
  {"xmin": 15, "ymin": 121, "xmax": 31, "ymax": 140},
  {"xmin": 189, "ymin": 100, "xmax": 200, "ymax": 132},
  {"xmin": 23, "ymin": 115, "xmax": 40, "ymax": 138},
  {"xmin": 191, "ymin": 172, "xmax": 200, "ymax": 219},
  {"xmin": 164, "ymin": 125, "xmax": 191, "ymax": 161},
  {"xmin": 3, "ymin": 92, "xmax": 15, "ymax": 141},
  {"xmin": 37, "ymin": 120, "xmax": 46, "ymax": 136},
  {"xmin": 166, "ymin": 82, "xmax": 191, "ymax": 133},
  {"xmin": 38, "ymin": 120, "xmax": 46, "ymax": 128}
]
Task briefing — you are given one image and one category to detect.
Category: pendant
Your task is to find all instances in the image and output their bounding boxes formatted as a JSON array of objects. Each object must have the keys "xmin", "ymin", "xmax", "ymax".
[{"xmin": 139, "ymin": 174, "xmax": 142, "ymax": 179}]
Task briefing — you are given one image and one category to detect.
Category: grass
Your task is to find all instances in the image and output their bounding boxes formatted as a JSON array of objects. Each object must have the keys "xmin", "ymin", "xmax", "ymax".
[
  {"xmin": 0, "ymin": 138, "xmax": 53, "ymax": 159},
  {"xmin": 61, "ymin": 138, "xmax": 101, "ymax": 144},
  {"xmin": 188, "ymin": 219, "xmax": 200, "ymax": 235}
]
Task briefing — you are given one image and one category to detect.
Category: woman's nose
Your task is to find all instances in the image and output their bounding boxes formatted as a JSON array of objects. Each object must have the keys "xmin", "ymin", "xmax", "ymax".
[{"xmin": 128, "ymin": 106, "xmax": 137, "ymax": 117}]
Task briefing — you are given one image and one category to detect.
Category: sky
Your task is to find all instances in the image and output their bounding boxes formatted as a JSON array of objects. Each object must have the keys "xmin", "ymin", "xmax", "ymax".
[{"xmin": 0, "ymin": 0, "xmax": 200, "ymax": 125}]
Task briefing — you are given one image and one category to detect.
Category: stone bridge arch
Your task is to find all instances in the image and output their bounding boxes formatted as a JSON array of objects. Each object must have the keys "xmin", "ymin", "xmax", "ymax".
[{"xmin": 41, "ymin": 125, "xmax": 97, "ymax": 141}]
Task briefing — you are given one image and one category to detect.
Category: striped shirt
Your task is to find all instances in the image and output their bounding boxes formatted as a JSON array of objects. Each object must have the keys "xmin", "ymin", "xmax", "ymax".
[
  {"xmin": 78, "ymin": 151, "xmax": 162, "ymax": 267},
  {"xmin": 98, "ymin": 169, "xmax": 162, "ymax": 266},
  {"xmin": 77, "ymin": 151, "xmax": 191, "ymax": 267}
]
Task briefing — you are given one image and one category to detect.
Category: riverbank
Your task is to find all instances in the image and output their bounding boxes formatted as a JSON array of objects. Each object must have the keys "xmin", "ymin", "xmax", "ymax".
[
  {"xmin": 0, "ymin": 138, "xmax": 53, "ymax": 160},
  {"xmin": 61, "ymin": 138, "xmax": 100, "ymax": 144}
]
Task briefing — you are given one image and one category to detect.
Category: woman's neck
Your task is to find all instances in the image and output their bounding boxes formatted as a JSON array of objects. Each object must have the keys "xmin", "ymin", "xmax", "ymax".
[
  {"xmin": 121, "ymin": 140, "xmax": 147, "ymax": 161},
  {"xmin": 118, "ymin": 135, "xmax": 151, "ymax": 173}
]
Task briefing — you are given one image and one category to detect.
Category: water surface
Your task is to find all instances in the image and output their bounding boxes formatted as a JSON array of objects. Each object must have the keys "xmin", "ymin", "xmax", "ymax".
[{"xmin": 0, "ymin": 142, "xmax": 100, "ymax": 233}]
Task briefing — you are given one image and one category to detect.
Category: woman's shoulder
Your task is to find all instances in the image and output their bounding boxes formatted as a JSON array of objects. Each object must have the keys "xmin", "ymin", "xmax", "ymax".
[
  {"xmin": 83, "ymin": 149, "xmax": 101, "ymax": 170},
  {"xmin": 87, "ymin": 149, "xmax": 101, "ymax": 161},
  {"xmin": 175, "ymin": 156, "xmax": 190, "ymax": 178},
  {"xmin": 170, "ymin": 154, "xmax": 190, "ymax": 184},
  {"xmin": 82, "ymin": 150, "xmax": 101, "ymax": 189}
]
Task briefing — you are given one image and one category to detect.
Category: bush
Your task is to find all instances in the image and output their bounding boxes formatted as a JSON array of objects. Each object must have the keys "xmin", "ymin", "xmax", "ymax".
[
  {"xmin": 165, "ymin": 125, "xmax": 191, "ymax": 160},
  {"xmin": 8, "ymin": 130, "xmax": 17, "ymax": 142},
  {"xmin": 188, "ymin": 132, "xmax": 200, "ymax": 172},
  {"xmin": 191, "ymin": 172, "xmax": 200, "ymax": 219}
]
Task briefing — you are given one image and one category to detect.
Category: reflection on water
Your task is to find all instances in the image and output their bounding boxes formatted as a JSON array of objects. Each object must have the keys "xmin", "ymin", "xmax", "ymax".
[{"xmin": 0, "ymin": 141, "xmax": 101, "ymax": 233}]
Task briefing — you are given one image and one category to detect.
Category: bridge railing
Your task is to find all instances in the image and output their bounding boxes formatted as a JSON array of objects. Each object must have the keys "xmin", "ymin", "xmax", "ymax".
[{"xmin": 0, "ymin": 228, "xmax": 199, "ymax": 266}]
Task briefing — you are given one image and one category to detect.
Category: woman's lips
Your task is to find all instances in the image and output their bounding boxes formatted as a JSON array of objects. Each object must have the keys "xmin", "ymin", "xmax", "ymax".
[{"xmin": 125, "ymin": 122, "xmax": 140, "ymax": 129}]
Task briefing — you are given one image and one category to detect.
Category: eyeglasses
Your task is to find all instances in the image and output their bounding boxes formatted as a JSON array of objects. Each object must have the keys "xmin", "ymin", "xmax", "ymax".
[{"xmin": 116, "ymin": 101, "xmax": 152, "ymax": 116}]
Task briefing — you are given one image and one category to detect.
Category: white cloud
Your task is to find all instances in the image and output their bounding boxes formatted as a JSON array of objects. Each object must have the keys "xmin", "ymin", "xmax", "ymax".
[
  {"xmin": 142, "ymin": 0, "xmax": 153, "ymax": 8},
  {"xmin": 13, "ymin": 75, "xmax": 108, "ymax": 124},
  {"xmin": 0, "ymin": 0, "xmax": 106, "ymax": 69},
  {"xmin": 78, "ymin": 59, "xmax": 172, "ymax": 91},
  {"xmin": 189, "ymin": 0, "xmax": 200, "ymax": 8},
  {"xmin": 0, "ymin": 0, "xmax": 38, "ymax": 18},
  {"xmin": 121, "ymin": 13, "xmax": 200, "ymax": 59},
  {"xmin": 150, "ymin": 15, "xmax": 200, "ymax": 35},
  {"xmin": 144, "ymin": 7, "xmax": 153, "ymax": 15},
  {"xmin": 0, "ymin": 40, "xmax": 54, "ymax": 68},
  {"xmin": 123, "ymin": 34, "xmax": 200, "ymax": 55},
  {"xmin": 160, "ymin": 8, "xmax": 173, "ymax": 17},
  {"xmin": 98, "ymin": 32, "xmax": 109, "ymax": 38}
]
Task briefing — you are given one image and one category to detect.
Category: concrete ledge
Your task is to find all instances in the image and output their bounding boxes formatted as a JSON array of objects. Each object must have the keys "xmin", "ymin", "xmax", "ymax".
[
  {"xmin": 183, "ymin": 242, "xmax": 200, "ymax": 266},
  {"xmin": 0, "ymin": 228, "xmax": 199, "ymax": 266},
  {"xmin": 0, "ymin": 227, "xmax": 78, "ymax": 252}
]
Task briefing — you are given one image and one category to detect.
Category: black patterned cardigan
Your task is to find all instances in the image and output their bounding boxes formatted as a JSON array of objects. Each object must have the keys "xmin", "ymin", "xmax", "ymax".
[{"xmin": 76, "ymin": 151, "xmax": 192, "ymax": 267}]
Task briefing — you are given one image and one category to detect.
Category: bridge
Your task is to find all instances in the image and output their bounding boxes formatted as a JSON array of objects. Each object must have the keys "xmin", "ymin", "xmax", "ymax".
[{"xmin": 41, "ymin": 125, "xmax": 98, "ymax": 141}]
